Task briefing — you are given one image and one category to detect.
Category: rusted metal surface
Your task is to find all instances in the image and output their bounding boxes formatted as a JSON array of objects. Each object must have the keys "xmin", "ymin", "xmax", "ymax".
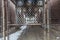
[{"xmin": 50, "ymin": 0, "xmax": 60, "ymax": 24}]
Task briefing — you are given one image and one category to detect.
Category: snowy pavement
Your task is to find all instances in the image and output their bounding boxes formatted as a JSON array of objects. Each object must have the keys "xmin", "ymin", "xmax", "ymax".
[{"xmin": 0, "ymin": 25, "xmax": 27, "ymax": 40}]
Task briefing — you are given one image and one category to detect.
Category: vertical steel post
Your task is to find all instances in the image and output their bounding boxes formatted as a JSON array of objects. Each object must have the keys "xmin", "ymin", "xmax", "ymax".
[
  {"xmin": 47, "ymin": 0, "xmax": 50, "ymax": 40},
  {"xmin": 43, "ymin": 0, "xmax": 47, "ymax": 40},
  {"xmin": 2, "ymin": 0, "xmax": 6, "ymax": 40},
  {"xmin": 6, "ymin": 0, "xmax": 10, "ymax": 40}
]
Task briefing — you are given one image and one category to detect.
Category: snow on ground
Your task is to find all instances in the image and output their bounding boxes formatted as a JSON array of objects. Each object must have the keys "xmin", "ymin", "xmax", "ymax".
[{"xmin": 0, "ymin": 25, "xmax": 27, "ymax": 40}]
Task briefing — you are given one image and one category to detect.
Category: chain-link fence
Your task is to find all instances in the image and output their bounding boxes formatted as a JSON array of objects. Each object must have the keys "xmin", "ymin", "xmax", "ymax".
[{"xmin": 16, "ymin": 0, "xmax": 44, "ymax": 24}]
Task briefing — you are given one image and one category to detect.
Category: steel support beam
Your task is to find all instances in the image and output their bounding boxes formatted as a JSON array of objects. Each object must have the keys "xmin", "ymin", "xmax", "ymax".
[
  {"xmin": 47, "ymin": 0, "xmax": 50, "ymax": 40},
  {"xmin": 2, "ymin": 0, "xmax": 6, "ymax": 40}
]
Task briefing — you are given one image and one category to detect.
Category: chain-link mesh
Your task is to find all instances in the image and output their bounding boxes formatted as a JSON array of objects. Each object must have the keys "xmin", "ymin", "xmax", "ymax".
[
  {"xmin": 16, "ymin": 0, "xmax": 44, "ymax": 24},
  {"xmin": 16, "ymin": 6, "xmax": 43, "ymax": 24},
  {"xmin": 16, "ymin": 7, "xmax": 25, "ymax": 24}
]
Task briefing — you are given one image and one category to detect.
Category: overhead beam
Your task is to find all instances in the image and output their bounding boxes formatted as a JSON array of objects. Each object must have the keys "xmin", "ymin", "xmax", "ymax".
[{"xmin": 11, "ymin": 0, "xmax": 16, "ymax": 5}]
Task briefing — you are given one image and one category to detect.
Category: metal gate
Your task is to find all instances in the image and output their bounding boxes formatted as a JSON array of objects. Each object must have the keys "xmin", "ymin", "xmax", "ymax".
[{"xmin": 0, "ymin": 0, "xmax": 50, "ymax": 40}]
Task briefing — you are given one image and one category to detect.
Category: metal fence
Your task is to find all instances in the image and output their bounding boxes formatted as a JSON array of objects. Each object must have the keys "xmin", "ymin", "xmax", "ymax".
[{"xmin": 0, "ymin": 0, "xmax": 50, "ymax": 40}]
